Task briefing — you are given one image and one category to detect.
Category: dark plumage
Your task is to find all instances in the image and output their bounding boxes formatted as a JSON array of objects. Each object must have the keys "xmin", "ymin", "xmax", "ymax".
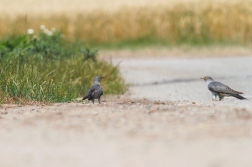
[
  {"xmin": 82, "ymin": 76, "xmax": 104, "ymax": 104},
  {"xmin": 201, "ymin": 76, "xmax": 246, "ymax": 101}
]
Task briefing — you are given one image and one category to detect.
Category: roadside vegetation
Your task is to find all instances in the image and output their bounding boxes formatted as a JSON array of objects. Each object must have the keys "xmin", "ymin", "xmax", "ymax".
[
  {"xmin": 0, "ymin": 0, "xmax": 252, "ymax": 48},
  {"xmin": 0, "ymin": 27, "xmax": 126, "ymax": 104}
]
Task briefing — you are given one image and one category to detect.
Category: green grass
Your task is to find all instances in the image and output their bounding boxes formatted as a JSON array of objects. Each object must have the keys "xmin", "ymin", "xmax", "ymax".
[
  {"xmin": 1, "ymin": 1, "xmax": 252, "ymax": 48},
  {"xmin": 88, "ymin": 37, "xmax": 245, "ymax": 50},
  {"xmin": 0, "ymin": 28, "xmax": 126, "ymax": 104}
]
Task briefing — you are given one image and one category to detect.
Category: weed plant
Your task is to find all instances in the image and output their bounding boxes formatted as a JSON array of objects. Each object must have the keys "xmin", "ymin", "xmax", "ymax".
[
  {"xmin": 1, "ymin": 0, "xmax": 252, "ymax": 47},
  {"xmin": 0, "ymin": 28, "xmax": 126, "ymax": 103}
]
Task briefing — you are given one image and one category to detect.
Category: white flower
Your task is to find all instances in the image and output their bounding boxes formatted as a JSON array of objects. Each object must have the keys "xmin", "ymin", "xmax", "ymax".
[
  {"xmin": 43, "ymin": 29, "xmax": 52, "ymax": 36},
  {"xmin": 43, "ymin": 28, "xmax": 49, "ymax": 34},
  {"xmin": 47, "ymin": 31, "xmax": 53, "ymax": 36},
  {"xmin": 27, "ymin": 28, "xmax": 34, "ymax": 35},
  {"xmin": 40, "ymin": 25, "xmax": 46, "ymax": 30}
]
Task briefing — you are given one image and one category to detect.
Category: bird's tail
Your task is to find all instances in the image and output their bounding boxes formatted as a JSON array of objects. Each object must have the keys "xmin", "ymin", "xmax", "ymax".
[
  {"xmin": 231, "ymin": 94, "xmax": 247, "ymax": 100},
  {"xmin": 82, "ymin": 96, "xmax": 89, "ymax": 100},
  {"xmin": 226, "ymin": 86, "xmax": 243, "ymax": 94}
]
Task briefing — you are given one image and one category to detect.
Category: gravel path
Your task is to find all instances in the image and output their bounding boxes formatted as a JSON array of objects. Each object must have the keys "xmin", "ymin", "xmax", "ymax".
[{"xmin": 1, "ymin": 56, "xmax": 252, "ymax": 167}]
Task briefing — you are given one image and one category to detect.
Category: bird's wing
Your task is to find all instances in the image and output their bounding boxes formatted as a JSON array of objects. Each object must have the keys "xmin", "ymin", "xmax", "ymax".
[
  {"xmin": 87, "ymin": 85, "xmax": 96, "ymax": 97},
  {"xmin": 208, "ymin": 82, "xmax": 243, "ymax": 94},
  {"xmin": 90, "ymin": 85, "xmax": 103, "ymax": 97},
  {"xmin": 98, "ymin": 87, "xmax": 103, "ymax": 96}
]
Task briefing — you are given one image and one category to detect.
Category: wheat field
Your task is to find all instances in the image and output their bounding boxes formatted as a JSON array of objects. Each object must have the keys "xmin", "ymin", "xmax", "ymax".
[{"xmin": 1, "ymin": 0, "xmax": 252, "ymax": 45}]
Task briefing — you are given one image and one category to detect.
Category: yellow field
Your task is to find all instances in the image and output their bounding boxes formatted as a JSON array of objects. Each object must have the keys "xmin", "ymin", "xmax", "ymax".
[
  {"xmin": 1, "ymin": 0, "xmax": 252, "ymax": 44},
  {"xmin": 0, "ymin": 0, "xmax": 213, "ymax": 15}
]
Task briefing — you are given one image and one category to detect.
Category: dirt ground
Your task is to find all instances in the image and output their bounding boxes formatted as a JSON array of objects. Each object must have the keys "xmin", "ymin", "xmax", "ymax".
[{"xmin": 1, "ymin": 55, "xmax": 252, "ymax": 167}]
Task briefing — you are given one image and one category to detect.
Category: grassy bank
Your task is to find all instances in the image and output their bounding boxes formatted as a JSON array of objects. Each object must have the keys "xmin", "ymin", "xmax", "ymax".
[
  {"xmin": 1, "ymin": 0, "xmax": 252, "ymax": 47},
  {"xmin": 0, "ymin": 28, "xmax": 126, "ymax": 104}
]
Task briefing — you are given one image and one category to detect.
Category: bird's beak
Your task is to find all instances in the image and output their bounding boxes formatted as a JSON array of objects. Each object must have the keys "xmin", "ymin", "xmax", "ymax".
[
  {"xmin": 101, "ymin": 76, "xmax": 104, "ymax": 79},
  {"xmin": 200, "ymin": 77, "xmax": 204, "ymax": 79}
]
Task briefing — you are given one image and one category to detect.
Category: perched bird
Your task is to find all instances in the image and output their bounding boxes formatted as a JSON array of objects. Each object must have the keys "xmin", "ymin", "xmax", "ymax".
[
  {"xmin": 82, "ymin": 76, "xmax": 104, "ymax": 104},
  {"xmin": 201, "ymin": 76, "xmax": 246, "ymax": 101}
]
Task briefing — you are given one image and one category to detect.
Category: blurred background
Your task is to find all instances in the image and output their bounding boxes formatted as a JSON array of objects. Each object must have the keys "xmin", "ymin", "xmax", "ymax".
[{"xmin": 1, "ymin": 0, "xmax": 252, "ymax": 49}]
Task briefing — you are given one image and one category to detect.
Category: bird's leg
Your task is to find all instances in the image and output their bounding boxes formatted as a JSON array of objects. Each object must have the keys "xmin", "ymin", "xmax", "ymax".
[
  {"xmin": 92, "ymin": 99, "xmax": 94, "ymax": 104},
  {"xmin": 212, "ymin": 93, "xmax": 216, "ymax": 101},
  {"xmin": 215, "ymin": 94, "xmax": 218, "ymax": 101},
  {"xmin": 98, "ymin": 97, "xmax": 101, "ymax": 104},
  {"xmin": 219, "ymin": 95, "xmax": 224, "ymax": 101}
]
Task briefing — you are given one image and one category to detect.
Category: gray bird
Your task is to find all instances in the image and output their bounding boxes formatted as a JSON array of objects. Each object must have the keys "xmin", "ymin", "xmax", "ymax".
[
  {"xmin": 82, "ymin": 76, "xmax": 104, "ymax": 104},
  {"xmin": 201, "ymin": 76, "xmax": 246, "ymax": 101}
]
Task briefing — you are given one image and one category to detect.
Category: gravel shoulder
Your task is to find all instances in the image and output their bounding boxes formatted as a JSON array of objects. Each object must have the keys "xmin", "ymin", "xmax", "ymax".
[{"xmin": 1, "ymin": 55, "xmax": 252, "ymax": 167}]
